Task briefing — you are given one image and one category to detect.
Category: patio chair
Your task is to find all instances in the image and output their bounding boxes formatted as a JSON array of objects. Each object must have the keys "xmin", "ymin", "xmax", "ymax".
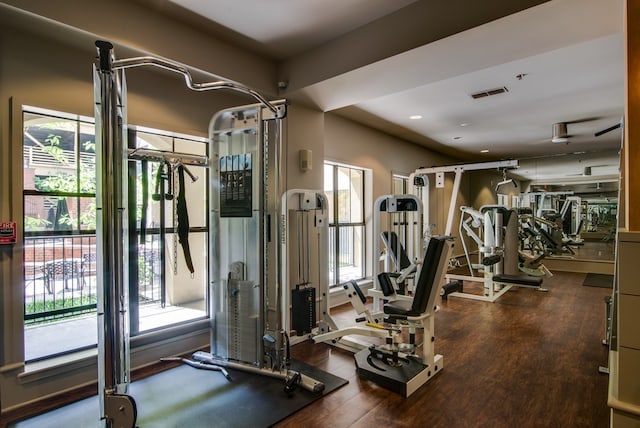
[
  {"xmin": 43, "ymin": 260, "xmax": 82, "ymax": 294},
  {"xmin": 81, "ymin": 252, "xmax": 97, "ymax": 287}
]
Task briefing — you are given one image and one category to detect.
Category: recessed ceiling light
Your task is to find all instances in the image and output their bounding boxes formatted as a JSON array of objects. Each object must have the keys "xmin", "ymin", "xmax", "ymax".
[
  {"xmin": 460, "ymin": 123, "xmax": 469, "ymax": 127},
  {"xmin": 409, "ymin": 115, "xmax": 422, "ymax": 120},
  {"xmin": 480, "ymin": 149, "xmax": 489, "ymax": 153}
]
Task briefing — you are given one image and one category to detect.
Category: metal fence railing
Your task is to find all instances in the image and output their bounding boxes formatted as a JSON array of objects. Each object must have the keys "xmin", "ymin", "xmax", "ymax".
[
  {"xmin": 24, "ymin": 235, "xmax": 97, "ymax": 325},
  {"xmin": 23, "ymin": 145, "xmax": 94, "ymax": 169},
  {"xmin": 328, "ymin": 224, "xmax": 365, "ymax": 285},
  {"xmin": 24, "ymin": 234, "xmax": 163, "ymax": 325}
]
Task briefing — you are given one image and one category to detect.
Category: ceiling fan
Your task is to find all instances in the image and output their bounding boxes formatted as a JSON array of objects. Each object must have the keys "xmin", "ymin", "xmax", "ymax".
[
  {"xmin": 551, "ymin": 122, "xmax": 570, "ymax": 143},
  {"xmin": 551, "ymin": 117, "xmax": 601, "ymax": 143},
  {"xmin": 594, "ymin": 119, "xmax": 623, "ymax": 137}
]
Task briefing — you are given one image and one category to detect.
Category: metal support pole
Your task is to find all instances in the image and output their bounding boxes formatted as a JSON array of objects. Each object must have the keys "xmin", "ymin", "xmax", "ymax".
[{"xmin": 94, "ymin": 40, "xmax": 136, "ymax": 428}]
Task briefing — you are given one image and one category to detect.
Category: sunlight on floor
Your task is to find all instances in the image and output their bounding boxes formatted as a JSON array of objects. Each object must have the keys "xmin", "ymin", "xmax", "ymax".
[{"xmin": 24, "ymin": 301, "xmax": 206, "ymax": 361}]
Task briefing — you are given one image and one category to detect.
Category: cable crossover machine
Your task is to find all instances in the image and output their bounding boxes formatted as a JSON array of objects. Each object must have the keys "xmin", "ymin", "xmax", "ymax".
[{"xmin": 93, "ymin": 40, "xmax": 323, "ymax": 428}]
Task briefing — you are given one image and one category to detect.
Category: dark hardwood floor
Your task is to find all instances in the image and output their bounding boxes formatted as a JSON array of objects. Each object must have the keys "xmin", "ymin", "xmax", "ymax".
[
  {"xmin": 278, "ymin": 270, "xmax": 612, "ymax": 428},
  {"xmin": 1, "ymin": 270, "xmax": 611, "ymax": 428}
]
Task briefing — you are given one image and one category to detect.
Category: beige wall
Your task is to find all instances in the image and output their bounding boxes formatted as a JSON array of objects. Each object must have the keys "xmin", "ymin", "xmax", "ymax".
[
  {"xmin": 0, "ymin": 10, "xmax": 463, "ymax": 413},
  {"xmin": 285, "ymin": 104, "xmax": 326, "ymax": 190}
]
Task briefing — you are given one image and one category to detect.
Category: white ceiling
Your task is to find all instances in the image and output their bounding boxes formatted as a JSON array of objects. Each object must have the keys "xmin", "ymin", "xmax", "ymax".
[
  {"xmin": 160, "ymin": 0, "xmax": 625, "ymax": 186},
  {"xmin": 168, "ymin": 0, "xmax": 419, "ymax": 59}
]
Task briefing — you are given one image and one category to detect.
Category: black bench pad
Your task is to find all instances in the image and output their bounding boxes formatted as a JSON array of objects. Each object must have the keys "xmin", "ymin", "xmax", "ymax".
[{"xmin": 493, "ymin": 274, "xmax": 543, "ymax": 287}]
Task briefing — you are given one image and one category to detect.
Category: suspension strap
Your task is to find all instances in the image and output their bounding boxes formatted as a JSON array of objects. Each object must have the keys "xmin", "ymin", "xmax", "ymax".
[
  {"xmin": 140, "ymin": 159, "xmax": 148, "ymax": 242},
  {"xmin": 177, "ymin": 165, "xmax": 195, "ymax": 274}
]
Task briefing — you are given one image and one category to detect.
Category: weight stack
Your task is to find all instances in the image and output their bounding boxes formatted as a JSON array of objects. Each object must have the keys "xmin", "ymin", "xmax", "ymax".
[{"xmin": 292, "ymin": 287, "xmax": 316, "ymax": 336}]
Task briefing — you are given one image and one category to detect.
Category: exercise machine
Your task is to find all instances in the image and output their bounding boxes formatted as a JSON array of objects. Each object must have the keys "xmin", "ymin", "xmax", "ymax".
[
  {"xmin": 314, "ymin": 237, "xmax": 452, "ymax": 396},
  {"xmin": 370, "ymin": 194, "xmax": 423, "ymax": 313},
  {"xmin": 280, "ymin": 189, "xmax": 336, "ymax": 342},
  {"xmin": 560, "ymin": 196, "xmax": 585, "ymax": 243},
  {"xmin": 188, "ymin": 104, "xmax": 324, "ymax": 394},
  {"xmin": 409, "ymin": 160, "xmax": 519, "ymax": 238},
  {"xmin": 314, "ymin": 194, "xmax": 422, "ymax": 352},
  {"xmin": 314, "ymin": 236, "xmax": 453, "ymax": 397},
  {"xmin": 93, "ymin": 41, "xmax": 322, "ymax": 428},
  {"xmin": 446, "ymin": 205, "xmax": 544, "ymax": 302}
]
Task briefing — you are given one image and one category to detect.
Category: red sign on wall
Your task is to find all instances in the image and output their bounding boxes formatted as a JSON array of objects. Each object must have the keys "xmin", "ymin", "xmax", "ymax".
[{"xmin": 0, "ymin": 222, "xmax": 17, "ymax": 244}]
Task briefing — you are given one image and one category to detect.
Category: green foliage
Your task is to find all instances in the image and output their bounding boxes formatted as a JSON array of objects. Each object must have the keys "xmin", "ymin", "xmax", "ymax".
[
  {"xmin": 25, "ymin": 295, "xmax": 97, "ymax": 325},
  {"xmin": 24, "ymin": 215, "xmax": 51, "ymax": 231},
  {"xmin": 25, "ymin": 295, "xmax": 96, "ymax": 314},
  {"xmin": 139, "ymin": 255, "xmax": 154, "ymax": 285},
  {"xmin": 83, "ymin": 140, "xmax": 96, "ymax": 152},
  {"xmin": 29, "ymin": 127, "xmax": 97, "ymax": 230}
]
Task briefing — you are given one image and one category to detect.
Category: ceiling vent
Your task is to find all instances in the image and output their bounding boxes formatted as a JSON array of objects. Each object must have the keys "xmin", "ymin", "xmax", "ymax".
[{"xmin": 470, "ymin": 86, "xmax": 509, "ymax": 99}]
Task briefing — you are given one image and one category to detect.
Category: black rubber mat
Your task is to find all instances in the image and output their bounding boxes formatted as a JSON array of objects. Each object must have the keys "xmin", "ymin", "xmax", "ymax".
[
  {"xmin": 582, "ymin": 273, "xmax": 614, "ymax": 288},
  {"xmin": 11, "ymin": 359, "xmax": 348, "ymax": 428}
]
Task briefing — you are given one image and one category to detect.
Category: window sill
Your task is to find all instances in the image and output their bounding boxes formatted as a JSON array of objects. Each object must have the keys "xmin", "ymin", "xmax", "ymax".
[
  {"xmin": 18, "ymin": 349, "xmax": 97, "ymax": 385},
  {"xmin": 17, "ymin": 319, "xmax": 210, "ymax": 385}
]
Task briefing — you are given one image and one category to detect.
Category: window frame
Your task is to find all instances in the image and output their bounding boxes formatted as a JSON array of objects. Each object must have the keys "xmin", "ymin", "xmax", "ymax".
[
  {"xmin": 324, "ymin": 161, "xmax": 367, "ymax": 287},
  {"xmin": 21, "ymin": 106, "xmax": 210, "ymax": 362}
]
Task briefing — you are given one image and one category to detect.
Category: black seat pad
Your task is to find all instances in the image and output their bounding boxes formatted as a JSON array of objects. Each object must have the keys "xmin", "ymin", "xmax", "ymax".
[
  {"xmin": 493, "ymin": 274, "xmax": 542, "ymax": 287},
  {"xmin": 383, "ymin": 236, "xmax": 447, "ymax": 317}
]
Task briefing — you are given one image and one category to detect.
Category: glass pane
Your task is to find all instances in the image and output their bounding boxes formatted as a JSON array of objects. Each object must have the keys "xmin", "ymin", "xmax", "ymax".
[
  {"xmin": 336, "ymin": 166, "xmax": 364, "ymax": 224},
  {"xmin": 133, "ymin": 154, "xmax": 208, "ymax": 334},
  {"xmin": 79, "ymin": 124, "xmax": 96, "ymax": 193},
  {"xmin": 349, "ymin": 168, "xmax": 364, "ymax": 223},
  {"xmin": 137, "ymin": 232, "xmax": 207, "ymax": 333},
  {"xmin": 24, "ymin": 195, "xmax": 57, "ymax": 232},
  {"xmin": 24, "ymin": 234, "xmax": 98, "ymax": 361},
  {"xmin": 337, "ymin": 166, "xmax": 351, "ymax": 223},
  {"xmin": 78, "ymin": 197, "xmax": 97, "ymax": 231},
  {"xmin": 324, "ymin": 164, "xmax": 334, "ymax": 224},
  {"xmin": 328, "ymin": 225, "xmax": 336, "ymax": 286},
  {"xmin": 24, "ymin": 195, "xmax": 95, "ymax": 233},
  {"xmin": 23, "ymin": 113, "xmax": 80, "ymax": 192},
  {"xmin": 337, "ymin": 225, "xmax": 365, "ymax": 282},
  {"xmin": 175, "ymin": 137, "xmax": 206, "ymax": 156},
  {"xmin": 136, "ymin": 131, "xmax": 172, "ymax": 151}
]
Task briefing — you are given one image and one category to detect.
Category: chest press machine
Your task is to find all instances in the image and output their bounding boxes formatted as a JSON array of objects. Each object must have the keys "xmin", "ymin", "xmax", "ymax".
[
  {"xmin": 448, "ymin": 205, "xmax": 545, "ymax": 302},
  {"xmin": 314, "ymin": 231, "xmax": 453, "ymax": 397},
  {"xmin": 313, "ymin": 194, "xmax": 450, "ymax": 396},
  {"xmin": 370, "ymin": 195, "xmax": 423, "ymax": 313},
  {"xmin": 408, "ymin": 160, "xmax": 545, "ymax": 303}
]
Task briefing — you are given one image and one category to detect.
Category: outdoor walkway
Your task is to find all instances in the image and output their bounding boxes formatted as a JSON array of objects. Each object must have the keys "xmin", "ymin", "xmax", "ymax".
[{"xmin": 25, "ymin": 302, "xmax": 206, "ymax": 361}]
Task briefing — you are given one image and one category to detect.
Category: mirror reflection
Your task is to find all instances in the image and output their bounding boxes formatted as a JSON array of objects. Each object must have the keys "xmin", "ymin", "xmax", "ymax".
[{"xmin": 512, "ymin": 147, "xmax": 621, "ymax": 265}]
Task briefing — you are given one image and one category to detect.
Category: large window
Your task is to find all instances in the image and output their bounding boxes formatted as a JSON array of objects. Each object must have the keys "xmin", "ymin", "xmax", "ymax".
[
  {"xmin": 23, "ymin": 108, "xmax": 98, "ymax": 361},
  {"xmin": 324, "ymin": 162, "xmax": 366, "ymax": 286},
  {"xmin": 22, "ymin": 107, "xmax": 208, "ymax": 362}
]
